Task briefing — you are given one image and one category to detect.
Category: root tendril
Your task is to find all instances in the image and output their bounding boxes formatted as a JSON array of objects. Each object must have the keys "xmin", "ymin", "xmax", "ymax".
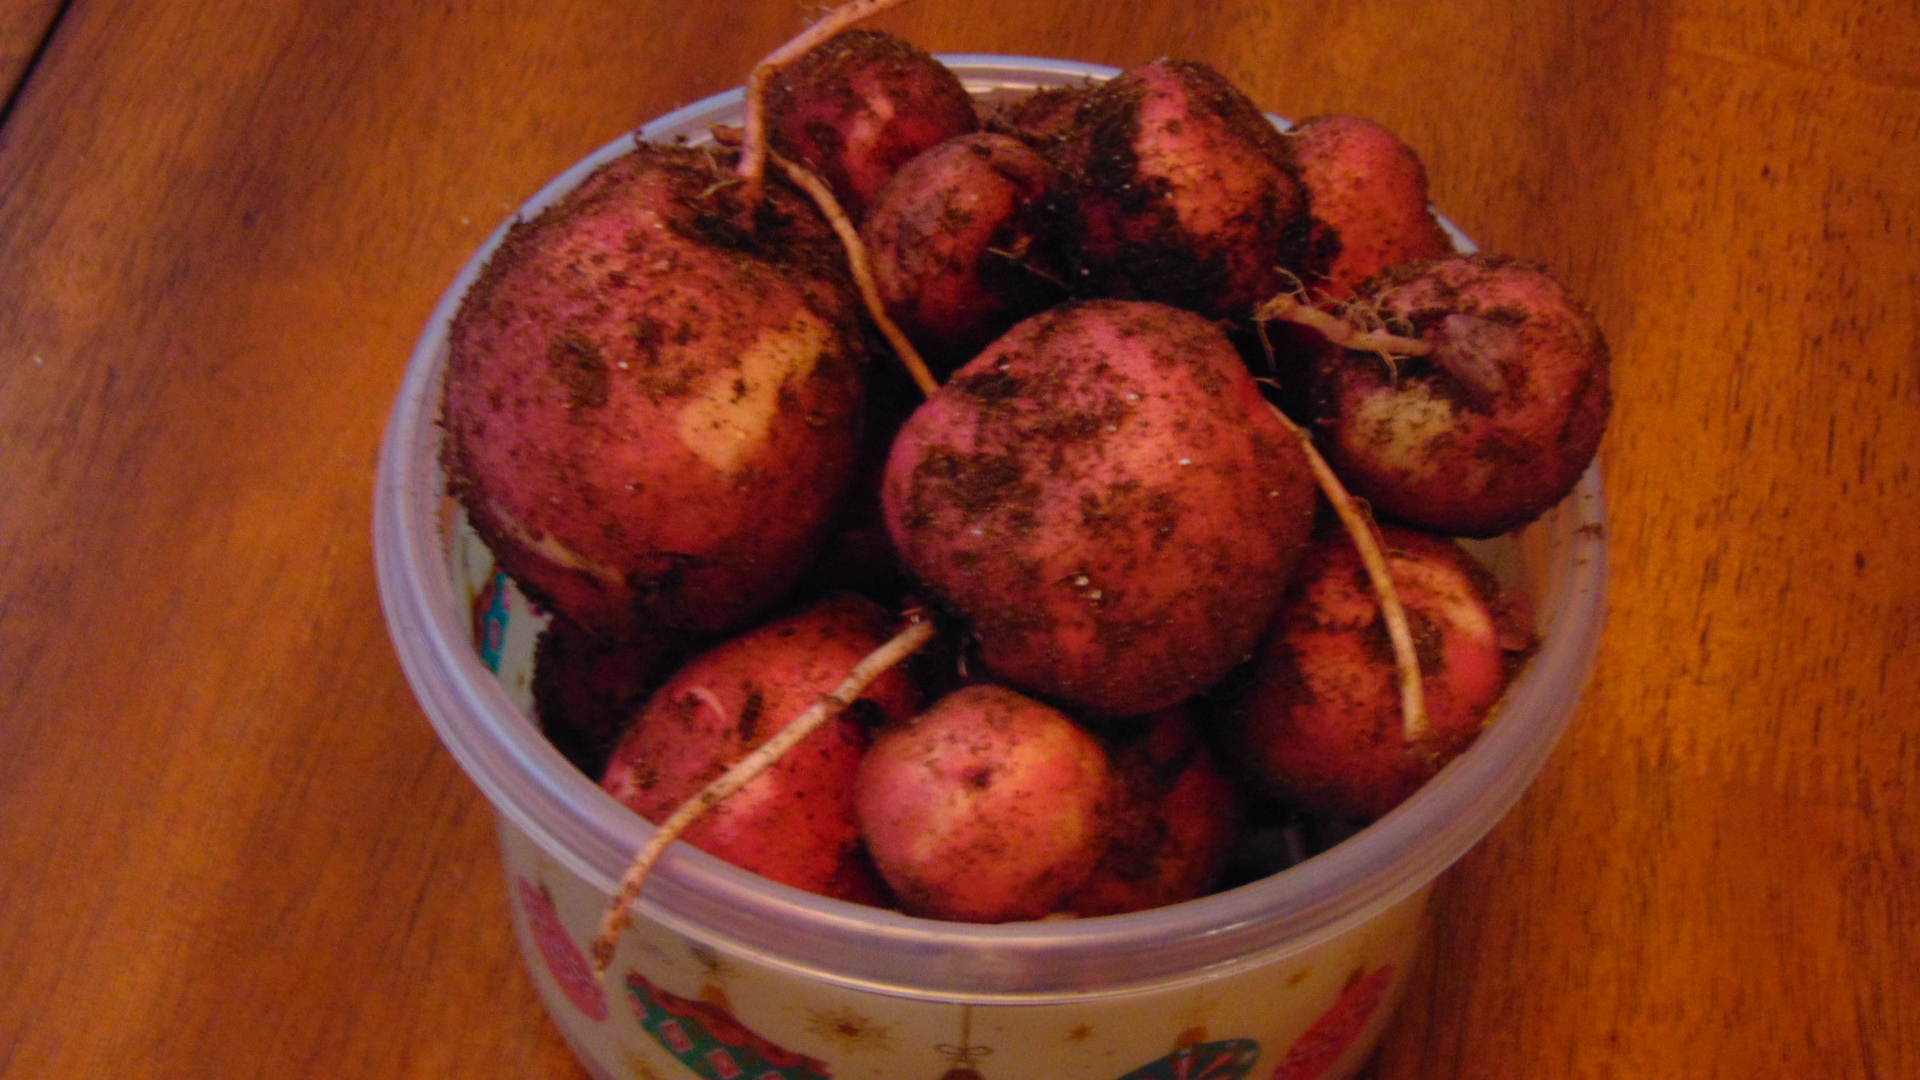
[{"xmin": 591, "ymin": 616, "xmax": 937, "ymax": 973}]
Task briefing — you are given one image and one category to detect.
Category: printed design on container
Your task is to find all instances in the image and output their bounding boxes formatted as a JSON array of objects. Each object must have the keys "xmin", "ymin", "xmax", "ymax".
[
  {"xmin": 626, "ymin": 970, "xmax": 832, "ymax": 1080},
  {"xmin": 1111, "ymin": 1017, "xmax": 1259, "ymax": 1080},
  {"xmin": 625, "ymin": 1051, "xmax": 674, "ymax": 1080},
  {"xmin": 1267, "ymin": 965, "xmax": 1395, "ymax": 1080},
  {"xmin": 1113, "ymin": 1038, "xmax": 1260, "ymax": 1080},
  {"xmin": 931, "ymin": 1005, "xmax": 991, "ymax": 1080},
  {"xmin": 804, "ymin": 1006, "xmax": 896, "ymax": 1055},
  {"xmin": 515, "ymin": 875, "xmax": 610, "ymax": 1022},
  {"xmin": 471, "ymin": 568, "xmax": 510, "ymax": 672}
]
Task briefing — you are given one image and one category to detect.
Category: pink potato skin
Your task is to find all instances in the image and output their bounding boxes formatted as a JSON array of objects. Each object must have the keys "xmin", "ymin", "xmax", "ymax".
[
  {"xmin": 767, "ymin": 29, "xmax": 980, "ymax": 222},
  {"xmin": 1215, "ymin": 527, "xmax": 1514, "ymax": 822},
  {"xmin": 1307, "ymin": 254, "xmax": 1612, "ymax": 538},
  {"xmin": 862, "ymin": 133, "xmax": 1065, "ymax": 369},
  {"xmin": 854, "ymin": 684, "xmax": 1113, "ymax": 922},
  {"xmin": 1056, "ymin": 59, "xmax": 1311, "ymax": 319},
  {"xmin": 1289, "ymin": 115, "xmax": 1453, "ymax": 300},
  {"xmin": 882, "ymin": 299, "xmax": 1319, "ymax": 718},
  {"xmin": 600, "ymin": 595, "xmax": 919, "ymax": 904},
  {"xmin": 442, "ymin": 144, "xmax": 869, "ymax": 641},
  {"xmin": 1063, "ymin": 706, "xmax": 1244, "ymax": 916}
]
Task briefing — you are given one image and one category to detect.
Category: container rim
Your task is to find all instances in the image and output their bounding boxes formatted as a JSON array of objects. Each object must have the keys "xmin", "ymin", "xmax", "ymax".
[{"xmin": 372, "ymin": 56, "xmax": 1609, "ymax": 1000}]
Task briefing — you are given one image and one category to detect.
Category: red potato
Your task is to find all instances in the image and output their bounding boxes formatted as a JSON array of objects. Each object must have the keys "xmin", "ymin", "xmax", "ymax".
[
  {"xmin": 441, "ymin": 12, "xmax": 1617, "ymax": 934},
  {"xmin": 766, "ymin": 28, "xmax": 980, "ymax": 222},
  {"xmin": 862, "ymin": 133, "xmax": 1066, "ymax": 369},
  {"xmin": 854, "ymin": 683, "xmax": 1114, "ymax": 922},
  {"xmin": 981, "ymin": 83, "xmax": 1092, "ymax": 149},
  {"xmin": 532, "ymin": 619, "xmax": 684, "ymax": 777},
  {"xmin": 1055, "ymin": 59, "xmax": 1311, "ymax": 320},
  {"xmin": 1063, "ymin": 706, "xmax": 1244, "ymax": 916},
  {"xmin": 882, "ymin": 299, "xmax": 1319, "ymax": 717},
  {"xmin": 1289, "ymin": 114, "xmax": 1453, "ymax": 301},
  {"xmin": 1303, "ymin": 254, "xmax": 1612, "ymax": 537},
  {"xmin": 600, "ymin": 595, "xmax": 920, "ymax": 903},
  {"xmin": 1214, "ymin": 526, "xmax": 1524, "ymax": 822},
  {"xmin": 441, "ymin": 143, "xmax": 870, "ymax": 641}
]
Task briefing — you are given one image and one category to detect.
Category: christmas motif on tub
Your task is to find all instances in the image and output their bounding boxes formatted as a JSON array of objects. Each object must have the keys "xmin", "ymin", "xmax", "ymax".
[
  {"xmin": 1267, "ymin": 965, "xmax": 1395, "ymax": 1080},
  {"xmin": 471, "ymin": 568, "xmax": 510, "ymax": 671},
  {"xmin": 1111, "ymin": 1018, "xmax": 1259, "ymax": 1080},
  {"xmin": 1113, "ymin": 1038, "xmax": 1260, "ymax": 1080},
  {"xmin": 626, "ymin": 971, "xmax": 832, "ymax": 1080},
  {"xmin": 516, "ymin": 876, "xmax": 610, "ymax": 1022},
  {"xmin": 931, "ymin": 1005, "xmax": 991, "ymax": 1080},
  {"xmin": 920, "ymin": 1007, "xmax": 1256, "ymax": 1080}
]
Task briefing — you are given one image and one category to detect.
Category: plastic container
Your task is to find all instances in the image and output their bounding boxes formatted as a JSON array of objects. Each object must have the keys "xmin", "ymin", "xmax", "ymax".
[{"xmin": 373, "ymin": 57, "xmax": 1608, "ymax": 1080}]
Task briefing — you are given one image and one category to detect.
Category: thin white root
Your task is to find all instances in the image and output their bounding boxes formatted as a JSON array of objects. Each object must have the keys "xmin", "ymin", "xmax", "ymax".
[
  {"xmin": 1256, "ymin": 291, "xmax": 1433, "ymax": 359},
  {"xmin": 772, "ymin": 151, "xmax": 941, "ymax": 399},
  {"xmin": 737, "ymin": 0, "xmax": 919, "ymax": 210},
  {"xmin": 1264, "ymin": 403, "xmax": 1432, "ymax": 745},
  {"xmin": 590, "ymin": 616, "xmax": 937, "ymax": 973}
]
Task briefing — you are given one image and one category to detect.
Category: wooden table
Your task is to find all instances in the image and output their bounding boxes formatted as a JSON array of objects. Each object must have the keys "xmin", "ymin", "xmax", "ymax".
[{"xmin": 2, "ymin": 1, "xmax": 1913, "ymax": 1077}]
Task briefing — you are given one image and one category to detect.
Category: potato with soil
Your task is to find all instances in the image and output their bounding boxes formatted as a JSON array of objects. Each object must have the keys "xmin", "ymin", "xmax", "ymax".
[
  {"xmin": 854, "ymin": 683, "xmax": 1113, "ymax": 922},
  {"xmin": 1289, "ymin": 114, "xmax": 1453, "ymax": 300},
  {"xmin": 1301, "ymin": 254, "xmax": 1611, "ymax": 537},
  {"xmin": 982, "ymin": 83, "xmax": 1092, "ymax": 150},
  {"xmin": 1062, "ymin": 706, "xmax": 1244, "ymax": 916},
  {"xmin": 442, "ymin": 143, "xmax": 869, "ymax": 641},
  {"xmin": 1054, "ymin": 59, "xmax": 1311, "ymax": 320},
  {"xmin": 1213, "ymin": 526, "xmax": 1524, "ymax": 822},
  {"xmin": 766, "ymin": 28, "xmax": 980, "ymax": 222},
  {"xmin": 882, "ymin": 299, "xmax": 1319, "ymax": 718},
  {"xmin": 862, "ymin": 132, "xmax": 1066, "ymax": 370},
  {"xmin": 600, "ymin": 595, "xmax": 919, "ymax": 903},
  {"xmin": 532, "ymin": 619, "xmax": 684, "ymax": 778}
]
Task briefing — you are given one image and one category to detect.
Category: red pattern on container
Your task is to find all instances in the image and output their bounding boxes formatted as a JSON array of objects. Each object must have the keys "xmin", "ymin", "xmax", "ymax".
[
  {"xmin": 517, "ymin": 875, "xmax": 611, "ymax": 1021},
  {"xmin": 626, "ymin": 971, "xmax": 832, "ymax": 1079},
  {"xmin": 1268, "ymin": 965, "xmax": 1395, "ymax": 1080}
]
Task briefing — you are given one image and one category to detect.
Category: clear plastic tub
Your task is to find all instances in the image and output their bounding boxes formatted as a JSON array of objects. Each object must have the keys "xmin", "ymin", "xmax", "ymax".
[{"xmin": 373, "ymin": 57, "xmax": 1608, "ymax": 1080}]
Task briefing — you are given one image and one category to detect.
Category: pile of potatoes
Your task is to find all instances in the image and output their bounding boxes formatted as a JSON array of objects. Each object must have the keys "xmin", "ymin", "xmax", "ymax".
[{"xmin": 443, "ymin": 24, "xmax": 1610, "ymax": 924}]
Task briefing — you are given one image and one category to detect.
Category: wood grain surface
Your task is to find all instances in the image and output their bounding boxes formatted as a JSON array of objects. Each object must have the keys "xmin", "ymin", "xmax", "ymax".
[
  {"xmin": 0, "ymin": 0, "xmax": 60, "ymax": 103},
  {"xmin": 0, "ymin": 2, "xmax": 1913, "ymax": 1078}
]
